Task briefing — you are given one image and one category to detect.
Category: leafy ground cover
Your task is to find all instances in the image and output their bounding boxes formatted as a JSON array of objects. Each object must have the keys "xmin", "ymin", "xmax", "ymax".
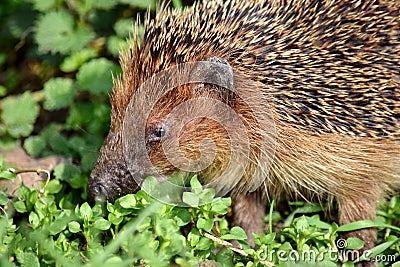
[{"xmin": 0, "ymin": 0, "xmax": 399, "ymax": 266}]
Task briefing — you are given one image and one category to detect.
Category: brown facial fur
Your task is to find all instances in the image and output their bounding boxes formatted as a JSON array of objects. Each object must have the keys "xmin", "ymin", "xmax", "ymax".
[{"xmin": 88, "ymin": 0, "xmax": 400, "ymax": 265}]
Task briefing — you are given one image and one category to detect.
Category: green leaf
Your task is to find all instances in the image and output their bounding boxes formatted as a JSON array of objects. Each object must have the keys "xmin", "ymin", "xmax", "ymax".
[
  {"xmin": 29, "ymin": 212, "xmax": 40, "ymax": 229},
  {"xmin": 255, "ymin": 232, "xmax": 276, "ymax": 245},
  {"xmin": 230, "ymin": 226, "xmax": 248, "ymax": 239},
  {"xmin": 35, "ymin": 10, "xmax": 93, "ymax": 54},
  {"xmin": 141, "ymin": 176, "xmax": 158, "ymax": 195},
  {"xmin": 60, "ymin": 48, "xmax": 98, "ymax": 72},
  {"xmin": 31, "ymin": 0, "xmax": 57, "ymax": 11},
  {"xmin": 39, "ymin": 123, "xmax": 63, "ymax": 141},
  {"xmin": 284, "ymin": 203, "xmax": 324, "ymax": 227},
  {"xmin": 295, "ymin": 216, "xmax": 309, "ymax": 233},
  {"xmin": 196, "ymin": 218, "xmax": 213, "ymax": 232},
  {"xmin": 45, "ymin": 179, "xmax": 63, "ymax": 194},
  {"xmin": 114, "ymin": 18, "xmax": 133, "ymax": 37},
  {"xmin": 118, "ymin": 194, "xmax": 136, "ymax": 209},
  {"xmin": 23, "ymin": 136, "xmax": 46, "ymax": 157},
  {"xmin": 174, "ymin": 209, "xmax": 191, "ymax": 226},
  {"xmin": 1, "ymin": 157, "xmax": 7, "ymax": 168},
  {"xmin": 337, "ymin": 220, "xmax": 400, "ymax": 233},
  {"xmin": 16, "ymin": 252, "xmax": 40, "ymax": 267},
  {"xmin": 355, "ymin": 237, "xmax": 400, "ymax": 263},
  {"xmin": 0, "ymin": 190, "xmax": 9, "ymax": 205},
  {"xmin": 93, "ymin": 218, "xmax": 111, "ymax": 230},
  {"xmin": 279, "ymin": 241, "xmax": 294, "ymax": 251},
  {"xmin": 48, "ymin": 134, "xmax": 74, "ymax": 156},
  {"xmin": 107, "ymin": 36, "xmax": 129, "ymax": 57},
  {"xmin": 54, "ymin": 163, "xmax": 81, "ymax": 180},
  {"xmin": 199, "ymin": 188, "xmax": 215, "ymax": 204},
  {"xmin": 188, "ymin": 228, "xmax": 201, "ymax": 247},
  {"xmin": 1, "ymin": 92, "xmax": 39, "ymax": 137},
  {"xmin": 14, "ymin": 201, "xmax": 27, "ymax": 213},
  {"xmin": 68, "ymin": 221, "xmax": 81, "ymax": 233},
  {"xmin": 77, "ymin": 58, "xmax": 119, "ymax": 94},
  {"xmin": 4, "ymin": 4, "xmax": 37, "ymax": 40},
  {"xmin": 0, "ymin": 53, "xmax": 6, "ymax": 67},
  {"xmin": 0, "ymin": 170, "xmax": 16, "ymax": 180},
  {"xmin": 27, "ymin": 191, "xmax": 39, "ymax": 209},
  {"xmin": 66, "ymin": 102, "xmax": 111, "ymax": 134},
  {"xmin": 306, "ymin": 216, "xmax": 332, "ymax": 230},
  {"xmin": 49, "ymin": 210, "xmax": 74, "ymax": 235},
  {"xmin": 342, "ymin": 262, "xmax": 355, "ymax": 267},
  {"xmin": 0, "ymin": 137, "xmax": 17, "ymax": 152},
  {"xmin": 80, "ymin": 202, "xmax": 93, "ymax": 221},
  {"xmin": 108, "ymin": 213, "xmax": 123, "ymax": 225},
  {"xmin": 194, "ymin": 237, "xmax": 213, "ymax": 250},
  {"xmin": 0, "ymin": 85, "xmax": 7, "ymax": 97},
  {"xmin": 80, "ymin": 152, "xmax": 99, "ymax": 173},
  {"xmin": 43, "ymin": 78, "xmax": 76, "ymax": 110},
  {"xmin": 211, "ymin": 198, "xmax": 229, "ymax": 214},
  {"xmin": 104, "ymin": 256, "xmax": 123, "ymax": 264},
  {"xmin": 91, "ymin": 203, "xmax": 104, "ymax": 217},
  {"xmin": 182, "ymin": 192, "xmax": 200, "ymax": 207},
  {"xmin": 190, "ymin": 176, "xmax": 202, "ymax": 194},
  {"xmin": 172, "ymin": 0, "xmax": 183, "ymax": 8},
  {"xmin": 345, "ymin": 237, "xmax": 364, "ymax": 250},
  {"xmin": 221, "ymin": 226, "xmax": 247, "ymax": 241}
]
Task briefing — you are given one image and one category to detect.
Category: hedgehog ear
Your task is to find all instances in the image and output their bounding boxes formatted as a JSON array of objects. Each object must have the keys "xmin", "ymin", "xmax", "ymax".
[{"xmin": 190, "ymin": 56, "xmax": 235, "ymax": 103}]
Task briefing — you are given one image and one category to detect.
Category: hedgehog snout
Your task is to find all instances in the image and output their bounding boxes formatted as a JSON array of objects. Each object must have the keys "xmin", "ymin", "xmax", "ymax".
[
  {"xmin": 88, "ymin": 158, "xmax": 141, "ymax": 202},
  {"xmin": 87, "ymin": 178, "xmax": 109, "ymax": 202}
]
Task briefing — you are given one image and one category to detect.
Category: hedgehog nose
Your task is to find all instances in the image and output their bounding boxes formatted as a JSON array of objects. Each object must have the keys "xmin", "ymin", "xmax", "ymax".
[{"xmin": 87, "ymin": 179, "xmax": 108, "ymax": 202}]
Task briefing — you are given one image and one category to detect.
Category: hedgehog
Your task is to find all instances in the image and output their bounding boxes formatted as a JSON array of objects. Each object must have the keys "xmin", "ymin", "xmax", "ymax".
[{"xmin": 88, "ymin": 0, "xmax": 400, "ymax": 265}]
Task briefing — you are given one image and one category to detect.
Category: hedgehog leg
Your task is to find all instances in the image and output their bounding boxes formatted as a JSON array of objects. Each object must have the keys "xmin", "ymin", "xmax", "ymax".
[
  {"xmin": 338, "ymin": 194, "xmax": 380, "ymax": 267},
  {"xmin": 232, "ymin": 191, "xmax": 265, "ymax": 246}
]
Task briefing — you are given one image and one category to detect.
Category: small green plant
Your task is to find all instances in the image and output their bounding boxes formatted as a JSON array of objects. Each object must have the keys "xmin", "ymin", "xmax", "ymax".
[
  {"xmin": 0, "ymin": 0, "xmax": 158, "ymax": 158},
  {"xmin": 0, "ymin": 0, "xmax": 399, "ymax": 266},
  {"xmin": 1, "ymin": 174, "xmax": 399, "ymax": 266},
  {"xmin": 0, "ymin": 176, "xmax": 232, "ymax": 266},
  {"xmin": 0, "ymin": 158, "xmax": 16, "ymax": 181}
]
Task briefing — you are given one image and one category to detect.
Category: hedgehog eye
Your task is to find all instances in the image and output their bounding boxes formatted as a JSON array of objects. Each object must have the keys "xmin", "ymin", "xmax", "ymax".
[
  {"xmin": 154, "ymin": 126, "xmax": 166, "ymax": 138},
  {"xmin": 148, "ymin": 124, "xmax": 167, "ymax": 142}
]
